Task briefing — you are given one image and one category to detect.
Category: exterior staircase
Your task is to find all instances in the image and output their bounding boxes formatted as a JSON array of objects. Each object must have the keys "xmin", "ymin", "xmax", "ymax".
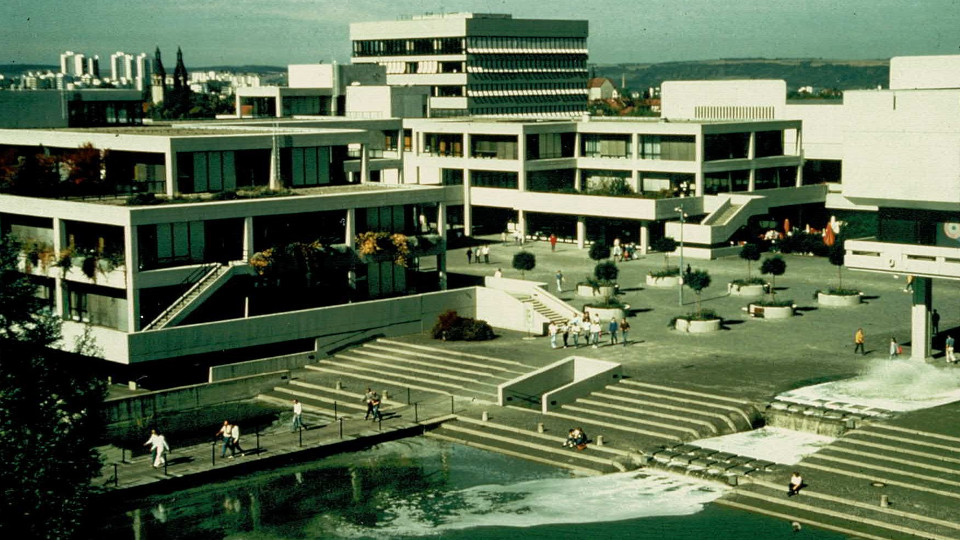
[
  {"xmin": 701, "ymin": 201, "xmax": 743, "ymax": 226},
  {"xmin": 143, "ymin": 262, "xmax": 255, "ymax": 331},
  {"xmin": 512, "ymin": 293, "xmax": 570, "ymax": 325}
]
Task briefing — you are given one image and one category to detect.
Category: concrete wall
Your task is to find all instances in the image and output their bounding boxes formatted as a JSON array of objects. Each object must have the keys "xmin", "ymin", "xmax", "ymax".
[
  {"xmin": 209, "ymin": 351, "xmax": 318, "ymax": 382},
  {"xmin": 890, "ymin": 55, "xmax": 960, "ymax": 90},
  {"xmin": 498, "ymin": 358, "xmax": 574, "ymax": 408},
  {"xmin": 661, "ymin": 80, "xmax": 787, "ymax": 119},
  {"xmin": 543, "ymin": 358, "xmax": 622, "ymax": 413},
  {"xmin": 476, "ymin": 286, "xmax": 533, "ymax": 333}
]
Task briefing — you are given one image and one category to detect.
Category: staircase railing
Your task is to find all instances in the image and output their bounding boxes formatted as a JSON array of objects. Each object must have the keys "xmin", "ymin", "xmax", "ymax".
[{"xmin": 142, "ymin": 262, "xmax": 222, "ymax": 331}]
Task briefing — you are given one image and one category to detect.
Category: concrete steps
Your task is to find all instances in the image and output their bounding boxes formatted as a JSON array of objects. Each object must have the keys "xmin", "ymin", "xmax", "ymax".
[
  {"xmin": 426, "ymin": 416, "xmax": 632, "ymax": 475},
  {"xmin": 514, "ymin": 294, "xmax": 568, "ymax": 325}
]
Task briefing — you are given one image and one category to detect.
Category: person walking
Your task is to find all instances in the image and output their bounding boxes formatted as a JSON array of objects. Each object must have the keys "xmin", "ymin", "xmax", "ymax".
[
  {"xmin": 152, "ymin": 430, "xmax": 169, "ymax": 468},
  {"xmin": 590, "ymin": 320, "xmax": 601, "ymax": 348},
  {"xmin": 291, "ymin": 399, "xmax": 303, "ymax": 432},
  {"xmin": 620, "ymin": 318, "xmax": 630, "ymax": 346},
  {"xmin": 216, "ymin": 421, "xmax": 233, "ymax": 459},
  {"xmin": 370, "ymin": 392, "xmax": 383, "ymax": 422},
  {"xmin": 466, "ymin": 247, "xmax": 473, "ymax": 264},
  {"xmin": 932, "ymin": 309, "xmax": 941, "ymax": 335},
  {"xmin": 555, "ymin": 270, "xmax": 564, "ymax": 293},
  {"xmin": 854, "ymin": 328, "xmax": 865, "ymax": 355},
  {"xmin": 570, "ymin": 316, "xmax": 582, "ymax": 348},
  {"xmin": 143, "ymin": 428, "xmax": 163, "ymax": 467},
  {"xmin": 482, "ymin": 245, "xmax": 490, "ymax": 264},
  {"xmin": 548, "ymin": 321, "xmax": 559, "ymax": 349},
  {"xmin": 561, "ymin": 322, "xmax": 570, "ymax": 348},
  {"xmin": 228, "ymin": 423, "xmax": 245, "ymax": 458},
  {"xmin": 363, "ymin": 388, "xmax": 377, "ymax": 420},
  {"xmin": 889, "ymin": 337, "xmax": 901, "ymax": 359},
  {"xmin": 904, "ymin": 274, "xmax": 914, "ymax": 292},
  {"xmin": 608, "ymin": 317, "xmax": 619, "ymax": 346},
  {"xmin": 946, "ymin": 334, "xmax": 956, "ymax": 363},
  {"xmin": 501, "ymin": 230, "xmax": 507, "ymax": 245},
  {"xmin": 549, "ymin": 233, "xmax": 557, "ymax": 252}
]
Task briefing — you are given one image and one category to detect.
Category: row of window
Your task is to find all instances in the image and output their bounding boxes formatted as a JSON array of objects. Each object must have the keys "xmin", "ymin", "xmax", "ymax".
[
  {"xmin": 468, "ymin": 55, "xmax": 587, "ymax": 71},
  {"xmin": 383, "ymin": 60, "xmax": 464, "ymax": 74},
  {"xmin": 580, "ymin": 135, "xmax": 697, "ymax": 161},
  {"xmin": 471, "ymin": 94, "xmax": 586, "ymax": 104},
  {"xmin": 353, "ymin": 38, "xmax": 464, "ymax": 57},
  {"xmin": 466, "ymin": 36, "xmax": 587, "ymax": 51},
  {"xmin": 468, "ymin": 82, "xmax": 585, "ymax": 92}
]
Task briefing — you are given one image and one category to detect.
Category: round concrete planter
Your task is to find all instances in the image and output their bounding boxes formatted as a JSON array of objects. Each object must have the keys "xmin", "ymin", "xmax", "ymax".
[
  {"xmin": 817, "ymin": 292, "xmax": 862, "ymax": 307},
  {"xmin": 675, "ymin": 318, "xmax": 722, "ymax": 333},
  {"xmin": 727, "ymin": 282, "xmax": 766, "ymax": 297},
  {"xmin": 646, "ymin": 274, "xmax": 679, "ymax": 288},
  {"xmin": 750, "ymin": 304, "xmax": 794, "ymax": 319},
  {"xmin": 576, "ymin": 283, "xmax": 617, "ymax": 298},
  {"xmin": 584, "ymin": 305, "xmax": 627, "ymax": 322}
]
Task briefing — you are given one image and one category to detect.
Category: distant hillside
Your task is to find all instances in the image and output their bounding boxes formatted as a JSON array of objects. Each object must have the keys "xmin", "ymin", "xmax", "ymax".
[
  {"xmin": 593, "ymin": 58, "xmax": 890, "ymax": 93},
  {"xmin": 0, "ymin": 63, "xmax": 56, "ymax": 76}
]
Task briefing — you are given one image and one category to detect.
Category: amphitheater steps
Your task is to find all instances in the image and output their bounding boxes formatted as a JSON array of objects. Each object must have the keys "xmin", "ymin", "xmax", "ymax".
[
  {"xmin": 721, "ymin": 477, "xmax": 960, "ymax": 540},
  {"xmin": 606, "ymin": 381, "xmax": 759, "ymax": 430},
  {"xmin": 426, "ymin": 417, "xmax": 633, "ymax": 475},
  {"xmin": 258, "ymin": 380, "xmax": 399, "ymax": 421}
]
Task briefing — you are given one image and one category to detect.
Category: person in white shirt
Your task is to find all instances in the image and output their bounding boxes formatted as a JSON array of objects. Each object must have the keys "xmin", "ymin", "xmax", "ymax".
[
  {"xmin": 229, "ymin": 423, "xmax": 245, "ymax": 458},
  {"xmin": 143, "ymin": 429, "xmax": 163, "ymax": 466},
  {"xmin": 291, "ymin": 399, "xmax": 303, "ymax": 432}
]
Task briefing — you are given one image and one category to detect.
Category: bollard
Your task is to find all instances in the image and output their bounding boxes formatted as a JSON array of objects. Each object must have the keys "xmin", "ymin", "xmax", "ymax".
[
  {"xmin": 163, "ymin": 457, "xmax": 168, "ymax": 476},
  {"xmin": 336, "ymin": 380, "xmax": 342, "ymax": 390},
  {"xmin": 407, "ymin": 387, "xmax": 411, "ymax": 405},
  {"xmin": 378, "ymin": 416, "xmax": 382, "ymax": 431},
  {"xmin": 880, "ymin": 494, "xmax": 889, "ymax": 508},
  {"xmin": 383, "ymin": 390, "xmax": 389, "ymax": 401},
  {"xmin": 114, "ymin": 463, "xmax": 119, "ymax": 487},
  {"xmin": 256, "ymin": 428, "xmax": 260, "ymax": 458},
  {"xmin": 537, "ymin": 422, "xmax": 544, "ymax": 433},
  {"xmin": 298, "ymin": 426, "xmax": 303, "ymax": 447},
  {"xmin": 121, "ymin": 447, "xmax": 126, "ymax": 464},
  {"xmin": 414, "ymin": 402, "xmax": 419, "ymax": 423},
  {"xmin": 450, "ymin": 395, "xmax": 455, "ymax": 414},
  {"xmin": 338, "ymin": 417, "xmax": 343, "ymax": 439},
  {"xmin": 596, "ymin": 435, "xmax": 604, "ymax": 446},
  {"xmin": 482, "ymin": 411, "xmax": 489, "ymax": 422},
  {"xmin": 334, "ymin": 401, "xmax": 338, "ymax": 420},
  {"xmin": 727, "ymin": 475, "xmax": 739, "ymax": 487},
  {"xmin": 211, "ymin": 441, "xmax": 216, "ymax": 466}
]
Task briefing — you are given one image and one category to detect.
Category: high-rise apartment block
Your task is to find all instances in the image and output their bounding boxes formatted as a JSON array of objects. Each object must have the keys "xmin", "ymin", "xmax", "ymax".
[{"xmin": 350, "ymin": 13, "xmax": 588, "ymax": 117}]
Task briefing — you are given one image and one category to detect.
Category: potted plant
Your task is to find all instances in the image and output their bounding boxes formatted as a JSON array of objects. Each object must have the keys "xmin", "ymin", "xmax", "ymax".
[
  {"xmin": 584, "ymin": 261, "xmax": 627, "ymax": 320},
  {"xmin": 674, "ymin": 269, "xmax": 722, "ymax": 332},
  {"xmin": 578, "ymin": 243, "xmax": 615, "ymax": 296},
  {"xmin": 646, "ymin": 236, "xmax": 680, "ymax": 288},
  {"xmin": 817, "ymin": 241, "xmax": 862, "ymax": 306},
  {"xmin": 729, "ymin": 243, "xmax": 766, "ymax": 296},
  {"xmin": 512, "ymin": 251, "xmax": 536, "ymax": 279},
  {"xmin": 750, "ymin": 255, "xmax": 794, "ymax": 319}
]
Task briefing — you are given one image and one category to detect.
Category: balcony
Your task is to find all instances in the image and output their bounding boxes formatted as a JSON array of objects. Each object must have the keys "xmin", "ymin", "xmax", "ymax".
[{"xmin": 845, "ymin": 239, "xmax": 960, "ymax": 280}]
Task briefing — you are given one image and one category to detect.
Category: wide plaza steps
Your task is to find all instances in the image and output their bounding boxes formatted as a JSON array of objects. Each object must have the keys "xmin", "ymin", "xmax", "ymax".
[
  {"xmin": 258, "ymin": 380, "xmax": 398, "ymax": 421},
  {"xmin": 426, "ymin": 416, "xmax": 639, "ymax": 475},
  {"xmin": 717, "ymin": 423, "xmax": 960, "ymax": 540},
  {"xmin": 303, "ymin": 338, "xmax": 530, "ymax": 403},
  {"xmin": 549, "ymin": 379, "xmax": 761, "ymax": 444}
]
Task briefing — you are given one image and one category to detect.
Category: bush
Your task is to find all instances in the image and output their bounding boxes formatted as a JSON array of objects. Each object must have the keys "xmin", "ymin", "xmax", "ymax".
[
  {"xmin": 671, "ymin": 309, "xmax": 721, "ymax": 325},
  {"xmin": 586, "ymin": 296, "xmax": 625, "ymax": 309},
  {"xmin": 648, "ymin": 267, "xmax": 680, "ymax": 278},
  {"xmin": 594, "ymin": 260, "xmax": 619, "ymax": 282},
  {"xmin": 126, "ymin": 192, "xmax": 163, "ymax": 206},
  {"xmin": 512, "ymin": 251, "xmax": 536, "ymax": 279},
  {"xmin": 780, "ymin": 232, "xmax": 828, "ymax": 256},
  {"xmin": 755, "ymin": 298, "xmax": 794, "ymax": 307},
  {"xmin": 730, "ymin": 277, "xmax": 767, "ymax": 286},
  {"xmin": 588, "ymin": 243, "xmax": 610, "ymax": 261},
  {"xmin": 430, "ymin": 310, "xmax": 495, "ymax": 341},
  {"xmin": 819, "ymin": 288, "xmax": 860, "ymax": 296},
  {"xmin": 81, "ymin": 256, "xmax": 98, "ymax": 279}
]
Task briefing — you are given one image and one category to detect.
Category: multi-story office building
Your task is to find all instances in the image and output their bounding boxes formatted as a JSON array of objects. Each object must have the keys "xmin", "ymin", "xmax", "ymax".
[
  {"xmin": 350, "ymin": 12, "xmax": 588, "ymax": 117},
  {"xmin": 110, "ymin": 51, "xmax": 134, "ymax": 82},
  {"xmin": 60, "ymin": 51, "xmax": 86, "ymax": 77}
]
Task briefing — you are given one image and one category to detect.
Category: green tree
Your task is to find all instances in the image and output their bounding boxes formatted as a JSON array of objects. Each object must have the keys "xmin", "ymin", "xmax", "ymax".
[
  {"xmin": 684, "ymin": 269, "xmax": 712, "ymax": 316},
  {"xmin": 652, "ymin": 237, "xmax": 677, "ymax": 269},
  {"xmin": 588, "ymin": 242, "xmax": 610, "ymax": 262},
  {"xmin": 0, "ymin": 235, "xmax": 106, "ymax": 540},
  {"xmin": 739, "ymin": 243, "xmax": 761, "ymax": 279},
  {"xmin": 828, "ymin": 241, "xmax": 846, "ymax": 290},
  {"xmin": 594, "ymin": 260, "xmax": 619, "ymax": 283},
  {"xmin": 512, "ymin": 251, "xmax": 536, "ymax": 279},
  {"xmin": 760, "ymin": 255, "xmax": 787, "ymax": 299}
]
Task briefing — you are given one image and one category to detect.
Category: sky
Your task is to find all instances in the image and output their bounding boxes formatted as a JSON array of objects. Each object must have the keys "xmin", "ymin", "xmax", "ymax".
[{"xmin": 3, "ymin": 0, "xmax": 960, "ymax": 68}]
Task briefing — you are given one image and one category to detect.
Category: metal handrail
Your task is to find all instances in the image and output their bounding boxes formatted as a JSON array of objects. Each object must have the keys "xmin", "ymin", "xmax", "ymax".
[{"xmin": 142, "ymin": 262, "xmax": 222, "ymax": 331}]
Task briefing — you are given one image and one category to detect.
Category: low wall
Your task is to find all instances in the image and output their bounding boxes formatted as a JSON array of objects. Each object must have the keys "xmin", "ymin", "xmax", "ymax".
[
  {"xmin": 476, "ymin": 287, "xmax": 533, "ymax": 333},
  {"xmin": 209, "ymin": 351, "xmax": 318, "ymax": 382},
  {"xmin": 543, "ymin": 358, "xmax": 622, "ymax": 413},
  {"xmin": 498, "ymin": 359, "xmax": 574, "ymax": 409}
]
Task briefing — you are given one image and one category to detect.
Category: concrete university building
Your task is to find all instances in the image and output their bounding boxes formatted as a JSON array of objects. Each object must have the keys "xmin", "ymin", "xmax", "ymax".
[{"xmin": 1, "ymin": 14, "xmax": 958, "ymax": 379}]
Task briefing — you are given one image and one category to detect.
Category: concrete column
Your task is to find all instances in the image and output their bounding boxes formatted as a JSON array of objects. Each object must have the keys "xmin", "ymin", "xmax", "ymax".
[
  {"xmin": 268, "ymin": 145, "xmax": 281, "ymax": 190},
  {"xmin": 517, "ymin": 133, "xmax": 527, "ymax": 192},
  {"xmin": 164, "ymin": 147, "xmax": 177, "ymax": 197},
  {"xmin": 242, "ymin": 216, "xmax": 255, "ymax": 260},
  {"xmin": 748, "ymin": 168, "xmax": 756, "ymax": 192},
  {"xmin": 748, "ymin": 131, "xmax": 756, "ymax": 160},
  {"xmin": 463, "ymin": 169, "xmax": 473, "ymax": 237},
  {"xmin": 639, "ymin": 223, "xmax": 650, "ymax": 255},
  {"xmin": 631, "ymin": 169, "xmax": 639, "ymax": 193},
  {"xmin": 235, "ymin": 95, "xmax": 243, "ymax": 118},
  {"xmin": 517, "ymin": 209, "xmax": 526, "ymax": 243},
  {"xmin": 576, "ymin": 217, "xmax": 586, "ymax": 249},
  {"xmin": 360, "ymin": 144, "xmax": 370, "ymax": 184},
  {"xmin": 53, "ymin": 218, "xmax": 67, "ymax": 320},
  {"xmin": 694, "ymin": 132, "xmax": 704, "ymax": 197},
  {"xmin": 911, "ymin": 277, "xmax": 933, "ymax": 360},
  {"xmin": 574, "ymin": 168, "xmax": 582, "ymax": 191},
  {"xmin": 795, "ymin": 161, "xmax": 804, "ymax": 187},
  {"xmin": 437, "ymin": 202, "xmax": 447, "ymax": 290},
  {"xmin": 124, "ymin": 223, "xmax": 140, "ymax": 330},
  {"xmin": 631, "ymin": 133, "xmax": 639, "ymax": 160},
  {"xmin": 345, "ymin": 208, "xmax": 356, "ymax": 292},
  {"xmin": 275, "ymin": 95, "xmax": 283, "ymax": 118}
]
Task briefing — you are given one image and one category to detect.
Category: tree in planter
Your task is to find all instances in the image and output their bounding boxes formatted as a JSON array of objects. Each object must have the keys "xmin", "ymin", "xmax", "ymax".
[
  {"xmin": 652, "ymin": 237, "xmax": 677, "ymax": 269},
  {"xmin": 685, "ymin": 269, "xmax": 712, "ymax": 317},
  {"xmin": 760, "ymin": 255, "xmax": 787, "ymax": 299},
  {"xmin": 512, "ymin": 251, "xmax": 536, "ymax": 279},
  {"xmin": 739, "ymin": 243, "xmax": 761, "ymax": 279},
  {"xmin": 588, "ymin": 242, "xmax": 610, "ymax": 262}
]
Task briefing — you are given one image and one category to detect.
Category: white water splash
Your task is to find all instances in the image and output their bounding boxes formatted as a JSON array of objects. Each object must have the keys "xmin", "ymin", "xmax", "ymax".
[
  {"xmin": 315, "ymin": 470, "xmax": 727, "ymax": 538},
  {"xmin": 693, "ymin": 427, "xmax": 836, "ymax": 465},
  {"xmin": 779, "ymin": 361, "xmax": 960, "ymax": 412}
]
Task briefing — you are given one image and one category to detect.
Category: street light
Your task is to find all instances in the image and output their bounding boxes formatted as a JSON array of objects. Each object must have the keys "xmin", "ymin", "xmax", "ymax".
[{"xmin": 674, "ymin": 206, "xmax": 686, "ymax": 306}]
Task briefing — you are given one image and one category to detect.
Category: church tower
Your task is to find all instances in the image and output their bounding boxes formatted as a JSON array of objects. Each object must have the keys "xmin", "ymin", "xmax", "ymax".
[
  {"xmin": 173, "ymin": 47, "xmax": 188, "ymax": 91},
  {"xmin": 150, "ymin": 47, "xmax": 166, "ymax": 105}
]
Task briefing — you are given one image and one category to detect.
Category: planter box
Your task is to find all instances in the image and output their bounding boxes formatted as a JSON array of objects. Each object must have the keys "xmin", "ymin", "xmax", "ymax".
[
  {"xmin": 749, "ymin": 304, "xmax": 794, "ymax": 319},
  {"xmin": 817, "ymin": 292, "xmax": 862, "ymax": 307},
  {"xmin": 577, "ymin": 283, "xmax": 617, "ymax": 298},
  {"xmin": 584, "ymin": 305, "xmax": 627, "ymax": 322},
  {"xmin": 646, "ymin": 274, "xmax": 679, "ymax": 288},
  {"xmin": 675, "ymin": 318, "xmax": 722, "ymax": 333},
  {"xmin": 728, "ymin": 282, "xmax": 766, "ymax": 297}
]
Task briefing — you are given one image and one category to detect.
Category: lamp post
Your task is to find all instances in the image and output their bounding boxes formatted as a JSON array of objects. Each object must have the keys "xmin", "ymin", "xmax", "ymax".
[{"xmin": 675, "ymin": 206, "xmax": 686, "ymax": 306}]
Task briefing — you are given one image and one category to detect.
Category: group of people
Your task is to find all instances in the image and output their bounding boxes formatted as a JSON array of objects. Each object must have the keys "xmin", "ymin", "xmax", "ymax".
[
  {"xmin": 562, "ymin": 427, "xmax": 588, "ymax": 449},
  {"xmin": 548, "ymin": 312, "xmax": 630, "ymax": 349},
  {"xmin": 215, "ymin": 420, "xmax": 246, "ymax": 459},
  {"xmin": 854, "ymin": 328, "xmax": 905, "ymax": 360},
  {"xmin": 362, "ymin": 387, "xmax": 383, "ymax": 422},
  {"xmin": 465, "ymin": 245, "xmax": 491, "ymax": 264}
]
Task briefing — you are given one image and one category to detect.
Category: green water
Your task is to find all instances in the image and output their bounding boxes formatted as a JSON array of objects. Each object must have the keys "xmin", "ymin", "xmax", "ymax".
[{"xmin": 92, "ymin": 438, "xmax": 850, "ymax": 539}]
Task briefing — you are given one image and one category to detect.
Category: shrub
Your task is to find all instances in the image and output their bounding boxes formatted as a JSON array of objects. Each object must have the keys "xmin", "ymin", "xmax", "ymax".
[
  {"xmin": 594, "ymin": 260, "xmax": 619, "ymax": 282},
  {"xmin": 780, "ymin": 232, "xmax": 828, "ymax": 256},
  {"xmin": 512, "ymin": 251, "xmax": 536, "ymax": 279},
  {"xmin": 126, "ymin": 192, "xmax": 163, "ymax": 206},
  {"xmin": 818, "ymin": 288, "xmax": 860, "ymax": 297},
  {"xmin": 671, "ymin": 309, "xmax": 721, "ymax": 325},
  {"xmin": 430, "ymin": 310, "xmax": 495, "ymax": 341},
  {"xmin": 730, "ymin": 277, "xmax": 767, "ymax": 287},
  {"xmin": 588, "ymin": 242, "xmax": 610, "ymax": 261},
  {"xmin": 648, "ymin": 267, "xmax": 680, "ymax": 279},
  {"xmin": 755, "ymin": 298, "xmax": 794, "ymax": 307},
  {"xmin": 211, "ymin": 190, "xmax": 239, "ymax": 201},
  {"xmin": 586, "ymin": 296, "xmax": 625, "ymax": 309},
  {"xmin": 81, "ymin": 256, "xmax": 98, "ymax": 280}
]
